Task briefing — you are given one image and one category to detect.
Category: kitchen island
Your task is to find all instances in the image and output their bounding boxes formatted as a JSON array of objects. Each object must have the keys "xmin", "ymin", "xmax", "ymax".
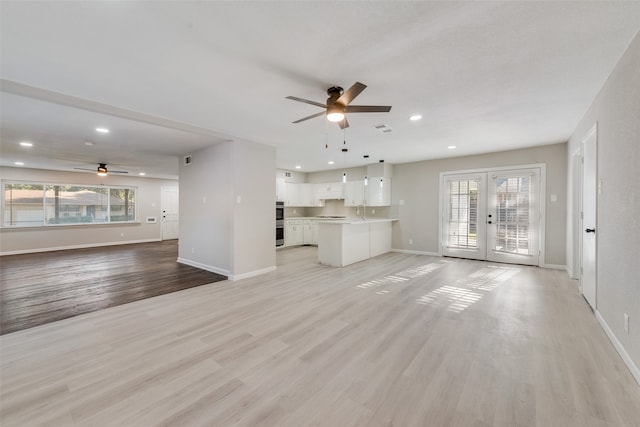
[{"xmin": 317, "ymin": 218, "xmax": 397, "ymax": 267}]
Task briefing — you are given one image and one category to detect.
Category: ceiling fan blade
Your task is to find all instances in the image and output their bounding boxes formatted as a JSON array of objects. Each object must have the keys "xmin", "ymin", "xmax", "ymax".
[
  {"xmin": 285, "ymin": 96, "xmax": 327, "ymax": 108},
  {"xmin": 337, "ymin": 117, "xmax": 349, "ymax": 129},
  {"xmin": 336, "ymin": 82, "xmax": 367, "ymax": 106},
  {"xmin": 110, "ymin": 170, "xmax": 128, "ymax": 174},
  {"xmin": 292, "ymin": 111, "xmax": 326, "ymax": 124},
  {"xmin": 345, "ymin": 105, "xmax": 392, "ymax": 113},
  {"xmin": 74, "ymin": 167, "xmax": 95, "ymax": 172}
]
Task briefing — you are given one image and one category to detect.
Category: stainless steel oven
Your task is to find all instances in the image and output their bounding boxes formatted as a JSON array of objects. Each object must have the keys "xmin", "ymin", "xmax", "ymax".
[{"xmin": 276, "ymin": 201, "xmax": 284, "ymax": 247}]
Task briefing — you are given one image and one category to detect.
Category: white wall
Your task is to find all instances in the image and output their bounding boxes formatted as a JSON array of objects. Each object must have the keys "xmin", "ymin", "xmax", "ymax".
[
  {"xmin": 566, "ymin": 31, "xmax": 640, "ymax": 381},
  {"xmin": 231, "ymin": 140, "xmax": 277, "ymax": 277},
  {"xmin": 178, "ymin": 140, "xmax": 276, "ymax": 280},
  {"xmin": 390, "ymin": 143, "xmax": 567, "ymax": 266},
  {"xmin": 178, "ymin": 142, "xmax": 233, "ymax": 274},
  {"xmin": 0, "ymin": 166, "xmax": 178, "ymax": 254}
]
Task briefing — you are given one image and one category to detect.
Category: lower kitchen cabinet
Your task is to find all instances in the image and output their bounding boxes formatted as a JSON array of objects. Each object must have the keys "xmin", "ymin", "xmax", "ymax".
[
  {"xmin": 285, "ymin": 219, "xmax": 319, "ymax": 246},
  {"xmin": 285, "ymin": 220, "xmax": 304, "ymax": 246}
]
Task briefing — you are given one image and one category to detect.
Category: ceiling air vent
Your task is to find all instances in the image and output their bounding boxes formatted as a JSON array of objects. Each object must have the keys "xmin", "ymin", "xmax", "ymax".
[
  {"xmin": 184, "ymin": 155, "xmax": 192, "ymax": 166},
  {"xmin": 375, "ymin": 124, "xmax": 393, "ymax": 133}
]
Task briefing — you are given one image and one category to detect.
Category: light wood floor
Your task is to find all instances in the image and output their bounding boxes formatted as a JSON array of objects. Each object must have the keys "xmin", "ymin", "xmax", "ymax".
[{"xmin": 1, "ymin": 247, "xmax": 638, "ymax": 426}]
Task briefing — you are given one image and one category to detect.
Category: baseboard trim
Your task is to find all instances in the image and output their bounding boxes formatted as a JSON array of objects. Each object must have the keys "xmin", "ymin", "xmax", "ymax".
[
  {"xmin": 0, "ymin": 238, "xmax": 161, "ymax": 256},
  {"xmin": 391, "ymin": 248, "xmax": 441, "ymax": 257},
  {"xmin": 596, "ymin": 310, "xmax": 640, "ymax": 386},
  {"xmin": 541, "ymin": 263, "xmax": 566, "ymax": 270},
  {"xmin": 229, "ymin": 266, "xmax": 277, "ymax": 281},
  {"xmin": 176, "ymin": 257, "xmax": 230, "ymax": 278}
]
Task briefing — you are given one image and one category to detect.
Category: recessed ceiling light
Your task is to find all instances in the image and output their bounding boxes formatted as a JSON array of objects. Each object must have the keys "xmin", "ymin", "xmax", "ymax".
[
  {"xmin": 95, "ymin": 127, "xmax": 110, "ymax": 134},
  {"xmin": 84, "ymin": 141, "xmax": 95, "ymax": 146},
  {"xmin": 328, "ymin": 161, "xmax": 335, "ymax": 165},
  {"xmin": 295, "ymin": 165, "xmax": 302, "ymax": 169},
  {"xmin": 448, "ymin": 145, "xmax": 457, "ymax": 149},
  {"xmin": 410, "ymin": 114, "xmax": 422, "ymax": 121},
  {"xmin": 19, "ymin": 141, "xmax": 33, "ymax": 147},
  {"xmin": 14, "ymin": 161, "xmax": 24, "ymax": 166},
  {"xmin": 139, "ymin": 172, "xmax": 146, "ymax": 176}
]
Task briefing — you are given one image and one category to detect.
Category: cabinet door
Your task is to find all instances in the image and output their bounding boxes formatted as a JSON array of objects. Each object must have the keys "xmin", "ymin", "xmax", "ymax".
[
  {"xmin": 367, "ymin": 177, "xmax": 391, "ymax": 206},
  {"xmin": 276, "ymin": 178, "xmax": 286, "ymax": 202},
  {"xmin": 284, "ymin": 182, "xmax": 300, "ymax": 206},
  {"xmin": 344, "ymin": 181, "xmax": 365, "ymax": 206}
]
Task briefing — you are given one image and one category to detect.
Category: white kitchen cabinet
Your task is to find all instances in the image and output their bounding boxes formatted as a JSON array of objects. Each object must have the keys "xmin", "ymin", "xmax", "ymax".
[
  {"xmin": 366, "ymin": 177, "xmax": 391, "ymax": 206},
  {"xmin": 302, "ymin": 219, "xmax": 319, "ymax": 245},
  {"xmin": 285, "ymin": 220, "xmax": 304, "ymax": 246},
  {"xmin": 316, "ymin": 182, "xmax": 344, "ymax": 200},
  {"xmin": 283, "ymin": 183, "xmax": 324, "ymax": 207},
  {"xmin": 344, "ymin": 181, "xmax": 365, "ymax": 206},
  {"xmin": 276, "ymin": 178, "xmax": 286, "ymax": 202}
]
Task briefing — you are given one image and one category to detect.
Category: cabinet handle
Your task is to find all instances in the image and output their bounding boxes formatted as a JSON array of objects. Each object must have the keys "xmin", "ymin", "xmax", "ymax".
[{"xmin": 585, "ymin": 228, "xmax": 595, "ymax": 233}]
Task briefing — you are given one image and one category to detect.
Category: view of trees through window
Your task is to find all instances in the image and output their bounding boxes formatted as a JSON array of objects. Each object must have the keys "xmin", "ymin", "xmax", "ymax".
[{"xmin": 3, "ymin": 182, "xmax": 136, "ymax": 227}]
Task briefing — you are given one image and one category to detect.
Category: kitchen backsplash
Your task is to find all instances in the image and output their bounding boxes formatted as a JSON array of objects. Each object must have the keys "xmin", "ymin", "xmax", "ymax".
[{"xmin": 285, "ymin": 200, "xmax": 390, "ymax": 218}]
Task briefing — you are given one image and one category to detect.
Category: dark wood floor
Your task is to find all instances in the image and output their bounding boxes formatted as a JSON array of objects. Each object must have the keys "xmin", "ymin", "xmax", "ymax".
[{"xmin": 0, "ymin": 240, "xmax": 227, "ymax": 335}]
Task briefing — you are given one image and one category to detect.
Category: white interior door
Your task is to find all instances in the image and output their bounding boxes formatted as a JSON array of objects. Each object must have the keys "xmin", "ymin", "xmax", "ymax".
[
  {"xmin": 161, "ymin": 186, "xmax": 179, "ymax": 240},
  {"xmin": 581, "ymin": 126, "xmax": 597, "ymax": 309},
  {"xmin": 487, "ymin": 169, "xmax": 541, "ymax": 266},
  {"xmin": 442, "ymin": 167, "xmax": 541, "ymax": 266},
  {"xmin": 442, "ymin": 173, "xmax": 487, "ymax": 260}
]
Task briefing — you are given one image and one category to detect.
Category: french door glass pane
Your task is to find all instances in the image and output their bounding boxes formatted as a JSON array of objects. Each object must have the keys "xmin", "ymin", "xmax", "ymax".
[
  {"xmin": 494, "ymin": 175, "xmax": 531, "ymax": 255},
  {"xmin": 447, "ymin": 179, "xmax": 478, "ymax": 248}
]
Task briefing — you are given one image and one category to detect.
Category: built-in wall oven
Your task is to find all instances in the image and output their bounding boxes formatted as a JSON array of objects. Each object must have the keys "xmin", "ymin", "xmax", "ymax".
[{"xmin": 276, "ymin": 201, "xmax": 284, "ymax": 247}]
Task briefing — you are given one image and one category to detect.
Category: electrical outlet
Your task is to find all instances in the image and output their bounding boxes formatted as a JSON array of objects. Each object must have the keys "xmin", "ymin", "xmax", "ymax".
[
  {"xmin": 624, "ymin": 313, "xmax": 629, "ymax": 333},
  {"xmin": 120, "ymin": 233, "xmax": 124, "ymax": 237},
  {"xmin": 372, "ymin": 209, "xmax": 375, "ymax": 215},
  {"xmin": 409, "ymin": 238, "xmax": 413, "ymax": 245},
  {"xmin": 191, "ymin": 247, "xmax": 195, "ymax": 254}
]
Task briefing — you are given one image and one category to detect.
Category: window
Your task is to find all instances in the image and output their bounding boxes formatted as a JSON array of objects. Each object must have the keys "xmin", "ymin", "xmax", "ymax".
[{"xmin": 3, "ymin": 181, "xmax": 137, "ymax": 227}]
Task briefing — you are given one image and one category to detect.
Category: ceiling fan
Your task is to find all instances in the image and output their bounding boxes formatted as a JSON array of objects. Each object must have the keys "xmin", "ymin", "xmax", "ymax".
[
  {"xmin": 287, "ymin": 82, "xmax": 392, "ymax": 129},
  {"xmin": 74, "ymin": 163, "xmax": 128, "ymax": 176}
]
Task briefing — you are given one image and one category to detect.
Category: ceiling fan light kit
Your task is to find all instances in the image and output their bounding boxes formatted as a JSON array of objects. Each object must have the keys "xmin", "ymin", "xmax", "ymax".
[
  {"xmin": 74, "ymin": 163, "xmax": 128, "ymax": 176},
  {"xmin": 287, "ymin": 81, "xmax": 391, "ymax": 129}
]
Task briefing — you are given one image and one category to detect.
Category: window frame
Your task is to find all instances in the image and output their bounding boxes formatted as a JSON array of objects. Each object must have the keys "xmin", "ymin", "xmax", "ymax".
[{"xmin": 2, "ymin": 180, "xmax": 139, "ymax": 228}]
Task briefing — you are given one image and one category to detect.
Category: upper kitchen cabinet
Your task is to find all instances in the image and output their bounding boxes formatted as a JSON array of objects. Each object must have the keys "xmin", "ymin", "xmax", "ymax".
[
  {"xmin": 276, "ymin": 178, "xmax": 286, "ymax": 202},
  {"xmin": 344, "ymin": 177, "xmax": 391, "ymax": 206},
  {"xmin": 367, "ymin": 177, "xmax": 391, "ymax": 206},
  {"xmin": 316, "ymin": 182, "xmax": 344, "ymax": 200},
  {"xmin": 344, "ymin": 180, "xmax": 365, "ymax": 207},
  {"xmin": 282, "ymin": 182, "xmax": 325, "ymax": 207}
]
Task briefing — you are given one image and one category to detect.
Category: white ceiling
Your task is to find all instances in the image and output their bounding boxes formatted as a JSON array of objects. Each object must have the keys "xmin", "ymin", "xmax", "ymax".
[{"xmin": 1, "ymin": 1, "xmax": 639, "ymax": 179}]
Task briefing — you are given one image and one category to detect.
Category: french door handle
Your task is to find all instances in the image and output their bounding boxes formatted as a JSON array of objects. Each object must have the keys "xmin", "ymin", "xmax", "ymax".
[
  {"xmin": 585, "ymin": 228, "xmax": 596, "ymax": 233},
  {"xmin": 487, "ymin": 221, "xmax": 493, "ymax": 224}
]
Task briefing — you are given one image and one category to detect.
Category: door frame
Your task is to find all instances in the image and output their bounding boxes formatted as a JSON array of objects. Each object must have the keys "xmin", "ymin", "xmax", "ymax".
[
  {"xmin": 580, "ymin": 123, "xmax": 598, "ymax": 309},
  {"xmin": 161, "ymin": 186, "xmax": 179, "ymax": 241},
  {"xmin": 439, "ymin": 163, "xmax": 546, "ymax": 265}
]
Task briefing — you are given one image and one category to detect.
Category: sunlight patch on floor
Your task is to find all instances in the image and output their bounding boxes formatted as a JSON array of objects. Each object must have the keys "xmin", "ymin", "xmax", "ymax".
[
  {"xmin": 416, "ymin": 264, "xmax": 520, "ymax": 312},
  {"xmin": 356, "ymin": 260, "xmax": 450, "ymax": 291}
]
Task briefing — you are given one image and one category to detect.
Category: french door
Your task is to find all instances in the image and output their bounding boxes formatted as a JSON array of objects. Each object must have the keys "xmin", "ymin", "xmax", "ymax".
[{"xmin": 442, "ymin": 167, "xmax": 542, "ymax": 266}]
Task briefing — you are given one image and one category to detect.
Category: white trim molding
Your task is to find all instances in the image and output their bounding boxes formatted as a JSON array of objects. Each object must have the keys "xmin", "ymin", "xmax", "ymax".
[
  {"xmin": 541, "ymin": 263, "xmax": 567, "ymax": 270},
  {"xmin": 0, "ymin": 238, "xmax": 161, "ymax": 256},
  {"xmin": 229, "ymin": 266, "xmax": 277, "ymax": 281},
  {"xmin": 176, "ymin": 257, "xmax": 230, "ymax": 278},
  {"xmin": 391, "ymin": 248, "xmax": 440, "ymax": 257},
  {"xmin": 596, "ymin": 310, "xmax": 640, "ymax": 386}
]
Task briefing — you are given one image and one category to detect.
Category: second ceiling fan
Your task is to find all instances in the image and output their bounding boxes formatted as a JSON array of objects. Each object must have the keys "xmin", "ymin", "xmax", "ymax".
[{"xmin": 287, "ymin": 81, "xmax": 391, "ymax": 129}]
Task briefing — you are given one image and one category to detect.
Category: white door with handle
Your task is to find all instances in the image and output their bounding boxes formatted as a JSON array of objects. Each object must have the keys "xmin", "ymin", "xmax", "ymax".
[
  {"xmin": 161, "ymin": 186, "xmax": 179, "ymax": 240},
  {"xmin": 442, "ymin": 167, "xmax": 542, "ymax": 266},
  {"xmin": 581, "ymin": 125, "xmax": 597, "ymax": 309}
]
